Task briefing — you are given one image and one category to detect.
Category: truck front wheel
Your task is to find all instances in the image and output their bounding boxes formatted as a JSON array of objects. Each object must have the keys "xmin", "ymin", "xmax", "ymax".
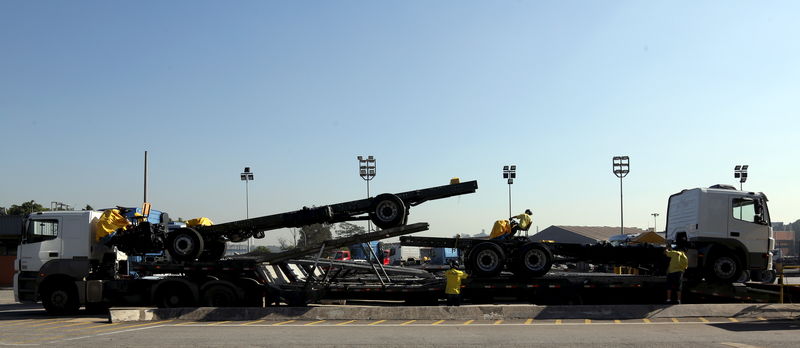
[
  {"xmin": 467, "ymin": 242, "xmax": 505, "ymax": 277},
  {"xmin": 166, "ymin": 228, "xmax": 205, "ymax": 262},
  {"xmin": 706, "ymin": 253, "xmax": 742, "ymax": 283},
  {"xmin": 41, "ymin": 281, "xmax": 80, "ymax": 315}
]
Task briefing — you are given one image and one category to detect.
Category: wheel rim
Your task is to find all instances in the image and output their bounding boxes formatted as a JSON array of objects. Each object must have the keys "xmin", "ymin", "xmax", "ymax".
[
  {"xmin": 713, "ymin": 256, "xmax": 737, "ymax": 279},
  {"xmin": 50, "ymin": 290, "xmax": 69, "ymax": 308},
  {"xmin": 524, "ymin": 248, "xmax": 547, "ymax": 271},
  {"xmin": 205, "ymin": 286, "xmax": 237, "ymax": 306},
  {"xmin": 375, "ymin": 200, "xmax": 400, "ymax": 222},
  {"xmin": 173, "ymin": 234, "xmax": 196, "ymax": 256},
  {"xmin": 476, "ymin": 249, "xmax": 500, "ymax": 272}
]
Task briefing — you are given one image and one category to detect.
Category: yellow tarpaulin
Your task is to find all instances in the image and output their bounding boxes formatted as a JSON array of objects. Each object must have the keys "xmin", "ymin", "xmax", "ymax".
[
  {"xmin": 631, "ymin": 231, "xmax": 666, "ymax": 245},
  {"xmin": 489, "ymin": 219, "xmax": 511, "ymax": 239},
  {"xmin": 96, "ymin": 209, "xmax": 131, "ymax": 241},
  {"xmin": 186, "ymin": 217, "xmax": 214, "ymax": 227}
]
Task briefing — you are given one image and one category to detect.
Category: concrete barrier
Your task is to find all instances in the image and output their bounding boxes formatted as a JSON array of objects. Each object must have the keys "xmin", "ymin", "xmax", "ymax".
[{"xmin": 109, "ymin": 303, "xmax": 800, "ymax": 322}]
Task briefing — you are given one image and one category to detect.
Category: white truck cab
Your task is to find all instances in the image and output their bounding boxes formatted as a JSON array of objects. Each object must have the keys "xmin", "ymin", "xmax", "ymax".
[
  {"xmin": 666, "ymin": 185, "xmax": 774, "ymax": 282},
  {"xmin": 14, "ymin": 211, "xmax": 123, "ymax": 312}
]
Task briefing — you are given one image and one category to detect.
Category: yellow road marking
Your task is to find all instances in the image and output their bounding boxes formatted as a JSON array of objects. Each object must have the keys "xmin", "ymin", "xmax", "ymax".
[
  {"xmin": 493, "ymin": 320, "xmax": 503, "ymax": 325},
  {"xmin": 0, "ymin": 319, "xmax": 35, "ymax": 328},
  {"xmin": 584, "ymin": 319, "xmax": 591, "ymax": 324},
  {"xmin": 671, "ymin": 318, "xmax": 680, "ymax": 323},
  {"xmin": 242, "ymin": 320, "xmax": 266, "ymax": 326},
  {"xmin": 699, "ymin": 317, "xmax": 709, "ymax": 323},
  {"xmin": 28, "ymin": 319, "xmax": 73, "ymax": 328},
  {"xmin": 720, "ymin": 343, "xmax": 766, "ymax": 348},
  {"xmin": 10, "ymin": 335, "xmax": 67, "ymax": 344},
  {"xmin": 401, "ymin": 320, "xmax": 417, "ymax": 326},
  {"xmin": 304, "ymin": 320, "xmax": 326, "ymax": 326},
  {"xmin": 463, "ymin": 320, "xmax": 474, "ymax": 325},
  {"xmin": 432, "ymin": 320, "xmax": 445, "ymax": 325},
  {"xmin": 524, "ymin": 319, "xmax": 533, "ymax": 325},
  {"xmin": 614, "ymin": 320, "xmax": 622, "ymax": 324},
  {"xmin": 65, "ymin": 322, "xmax": 121, "ymax": 332},
  {"xmin": 728, "ymin": 318, "xmax": 739, "ymax": 322},
  {"xmin": 43, "ymin": 321, "xmax": 93, "ymax": 330},
  {"xmin": 368, "ymin": 320, "xmax": 386, "ymax": 326},
  {"xmin": 207, "ymin": 321, "xmax": 230, "ymax": 326},
  {"xmin": 757, "ymin": 317, "xmax": 766, "ymax": 321},
  {"xmin": 175, "ymin": 321, "xmax": 198, "ymax": 326},
  {"xmin": 642, "ymin": 319, "xmax": 652, "ymax": 324},
  {"xmin": 555, "ymin": 320, "xmax": 562, "ymax": 325},
  {"xmin": 336, "ymin": 320, "xmax": 357, "ymax": 326},
  {"xmin": 272, "ymin": 320, "xmax": 295, "ymax": 326},
  {"xmin": 92, "ymin": 320, "xmax": 173, "ymax": 333}
]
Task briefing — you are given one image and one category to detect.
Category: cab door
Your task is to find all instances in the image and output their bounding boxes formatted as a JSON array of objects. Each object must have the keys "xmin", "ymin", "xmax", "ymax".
[
  {"xmin": 727, "ymin": 197, "xmax": 771, "ymax": 258},
  {"xmin": 17, "ymin": 218, "xmax": 63, "ymax": 273}
]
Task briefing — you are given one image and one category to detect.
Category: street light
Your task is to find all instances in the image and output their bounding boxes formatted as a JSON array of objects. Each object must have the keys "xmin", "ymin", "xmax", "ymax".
[
  {"xmin": 358, "ymin": 156, "xmax": 376, "ymax": 231},
  {"xmin": 503, "ymin": 165, "xmax": 516, "ymax": 220},
  {"xmin": 734, "ymin": 165, "xmax": 748, "ymax": 190},
  {"xmin": 240, "ymin": 166, "xmax": 254, "ymax": 252},
  {"xmin": 651, "ymin": 212, "xmax": 660, "ymax": 233},
  {"xmin": 612, "ymin": 156, "xmax": 630, "ymax": 235}
]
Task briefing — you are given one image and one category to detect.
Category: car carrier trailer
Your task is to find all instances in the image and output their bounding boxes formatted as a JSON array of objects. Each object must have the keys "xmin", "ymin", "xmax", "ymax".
[{"xmin": 16, "ymin": 178, "xmax": 478, "ymax": 314}]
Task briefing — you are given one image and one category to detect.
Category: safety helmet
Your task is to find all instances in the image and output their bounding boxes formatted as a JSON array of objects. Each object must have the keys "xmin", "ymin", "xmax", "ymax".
[{"xmin": 525, "ymin": 209, "xmax": 532, "ymax": 215}]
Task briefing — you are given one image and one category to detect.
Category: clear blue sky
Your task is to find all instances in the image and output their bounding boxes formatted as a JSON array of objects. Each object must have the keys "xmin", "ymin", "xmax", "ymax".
[{"xmin": 1, "ymin": 1, "xmax": 798, "ymax": 246}]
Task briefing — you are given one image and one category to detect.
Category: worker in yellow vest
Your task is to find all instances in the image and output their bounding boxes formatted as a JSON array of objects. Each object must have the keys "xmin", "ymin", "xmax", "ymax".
[
  {"xmin": 665, "ymin": 247, "xmax": 689, "ymax": 304},
  {"xmin": 489, "ymin": 209, "xmax": 533, "ymax": 240},
  {"xmin": 445, "ymin": 260, "xmax": 469, "ymax": 306}
]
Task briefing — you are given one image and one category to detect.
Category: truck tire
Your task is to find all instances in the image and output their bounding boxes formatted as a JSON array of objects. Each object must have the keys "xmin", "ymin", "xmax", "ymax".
[
  {"xmin": 166, "ymin": 228, "xmax": 205, "ymax": 262},
  {"xmin": 154, "ymin": 281, "xmax": 198, "ymax": 308},
  {"xmin": 41, "ymin": 281, "xmax": 80, "ymax": 315},
  {"xmin": 512, "ymin": 243, "xmax": 553, "ymax": 278},
  {"xmin": 198, "ymin": 239, "xmax": 227, "ymax": 262},
  {"xmin": 751, "ymin": 269, "xmax": 776, "ymax": 284},
  {"xmin": 201, "ymin": 281, "xmax": 242, "ymax": 307},
  {"xmin": 761, "ymin": 270, "xmax": 776, "ymax": 284},
  {"xmin": 237, "ymin": 277, "xmax": 264, "ymax": 307},
  {"xmin": 369, "ymin": 194, "xmax": 407, "ymax": 229},
  {"xmin": 706, "ymin": 252, "xmax": 742, "ymax": 283},
  {"xmin": 467, "ymin": 242, "xmax": 505, "ymax": 277}
]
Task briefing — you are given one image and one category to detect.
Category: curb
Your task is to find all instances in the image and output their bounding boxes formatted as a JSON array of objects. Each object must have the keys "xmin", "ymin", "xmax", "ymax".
[{"xmin": 109, "ymin": 303, "xmax": 800, "ymax": 322}]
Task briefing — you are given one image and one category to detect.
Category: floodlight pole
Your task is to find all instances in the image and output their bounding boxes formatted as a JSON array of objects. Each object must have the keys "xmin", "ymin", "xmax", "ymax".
[
  {"xmin": 358, "ymin": 156, "xmax": 376, "ymax": 232},
  {"xmin": 240, "ymin": 167, "xmax": 254, "ymax": 252},
  {"xmin": 651, "ymin": 212, "xmax": 659, "ymax": 233},
  {"xmin": 613, "ymin": 156, "xmax": 630, "ymax": 235},
  {"xmin": 503, "ymin": 165, "xmax": 516, "ymax": 219}
]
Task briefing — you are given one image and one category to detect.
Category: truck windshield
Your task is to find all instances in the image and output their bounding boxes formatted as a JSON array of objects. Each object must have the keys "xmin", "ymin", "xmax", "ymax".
[{"xmin": 25, "ymin": 219, "xmax": 58, "ymax": 243}]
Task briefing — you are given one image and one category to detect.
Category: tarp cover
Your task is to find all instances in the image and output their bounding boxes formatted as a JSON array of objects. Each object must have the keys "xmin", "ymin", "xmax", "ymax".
[
  {"xmin": 489, "ymin": 219, "xmax": 511, "ymax": 239},
  {"xmin": 631, "ymin": 231, "xmax": 666, "ymax": 245},
  {"xmin": 96, "ymin": 209, "xmax": 131, "ymax": 241},
  {"xmin": 186, "ymin": 217, "xmax": 214, "ymax": 227}
]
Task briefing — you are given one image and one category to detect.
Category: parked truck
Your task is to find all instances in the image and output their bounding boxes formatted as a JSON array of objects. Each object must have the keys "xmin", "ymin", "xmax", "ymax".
[
  {"xmin": 402, "ymin": 185, "xmax": 774, "ymax": 283},
  {"xmin": 14, "ymin": 180, "xmax": 477, "ymax": 314}
]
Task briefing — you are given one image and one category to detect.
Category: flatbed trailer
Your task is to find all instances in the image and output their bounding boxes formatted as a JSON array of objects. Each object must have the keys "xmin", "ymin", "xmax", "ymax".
[
  {"xmin": 400, "ymin": 235, "xmax": 667, "ymax": 278},
  {"xmin": 110, "ymin": 180, "xmax": 477, "ymax": 262}
]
